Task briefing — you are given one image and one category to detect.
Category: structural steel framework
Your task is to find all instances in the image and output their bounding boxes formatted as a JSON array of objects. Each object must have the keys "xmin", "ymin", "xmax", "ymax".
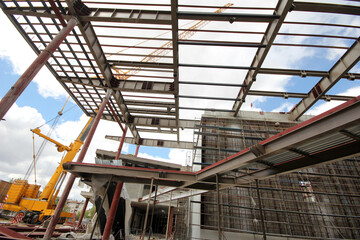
[
  {"xmin": 0, "ymin": 0, "xmax": 360, "ymax": 239},
  {"xmin": 0, "ymin": 0, "xmax": 359, "ymax": 144}
]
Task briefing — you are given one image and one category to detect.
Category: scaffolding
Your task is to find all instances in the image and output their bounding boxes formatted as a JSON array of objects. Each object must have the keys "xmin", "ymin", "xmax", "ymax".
[{"xmin": 187, "ymin": 114, "xmax": 360, "ymax": 239}]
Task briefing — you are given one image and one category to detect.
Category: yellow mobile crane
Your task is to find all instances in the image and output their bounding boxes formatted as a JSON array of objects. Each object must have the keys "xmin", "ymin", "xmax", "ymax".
[{"xmin": 1, "ymin": 118, "xmax": 93, "ymax": 224}]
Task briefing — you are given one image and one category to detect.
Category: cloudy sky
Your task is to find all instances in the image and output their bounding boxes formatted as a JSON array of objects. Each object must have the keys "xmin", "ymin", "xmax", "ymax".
[{"xmin": 0, "ymin": 0, "xmax": 359, "ymax": 201}]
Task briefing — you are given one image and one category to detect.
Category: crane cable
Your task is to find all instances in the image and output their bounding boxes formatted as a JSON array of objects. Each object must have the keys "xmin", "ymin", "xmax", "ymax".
[
  {"xmin": 25, "ymin": 96, "xmax": 72, "ymax": 182},
  {"xmin": 32, "ymin": 132, "xmax": 37, "ymax": 185}
]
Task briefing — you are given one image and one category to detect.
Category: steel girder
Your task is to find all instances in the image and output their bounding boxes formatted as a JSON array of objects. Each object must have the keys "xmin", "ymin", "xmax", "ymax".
[
  {"xmin": 289, "ymin": 38, "xmax": 360, "ymax": 120},
  {"xmin": 197, "ymin": 96, "xmax": 360, "ymax": 181},
  {"xmin": 232, "ymin": 0, "xmax": 294, "ymax": 116},
  {"xmin": 106, "ymin": 136, "xmax": 194, "ymax": 149}
]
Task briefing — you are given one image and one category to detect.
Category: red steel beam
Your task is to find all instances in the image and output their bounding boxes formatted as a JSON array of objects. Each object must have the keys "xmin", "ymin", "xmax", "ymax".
[
  {"xmin": 43, "ymin": 89, "xmax": 113, "ymax": 240},
  {"xmin": 0, "ymin": 17, "xmax": 78, "ymax": 120},
  {"xmin": 76, "ymin": 197, "xmax": 89, "ymax": 229},
  {"xmin": 103, "ymin": 126, "xmax": 128, "ymax": 240},
  {"xmin": 48, "ymin": 0, "xmax": 67, "ymax": 27}
]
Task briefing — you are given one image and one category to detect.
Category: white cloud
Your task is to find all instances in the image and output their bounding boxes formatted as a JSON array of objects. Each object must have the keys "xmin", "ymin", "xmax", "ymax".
[
  {"xmin": 307, "ymin": 86, "xmax": 360, "ymax": 115},
  {"xmin": 0, "ymin": 102, "xmax": 126, "ymax": 200},
  {"xmin": 271, "ymin": 102, "xmax": 294, "ymax": 112},
  {"xmin": 0, "ymin": 12, "xmax": 67, "ymax": 100},
  {"xmin": 138, "ymin": 148, "xmax": 191, "ymax": 166}
]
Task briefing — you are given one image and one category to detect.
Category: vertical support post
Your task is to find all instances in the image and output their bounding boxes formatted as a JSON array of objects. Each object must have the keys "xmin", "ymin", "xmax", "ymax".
[
  {"xmin": 165, "ymin": 191, "xmax": 173, "ymax": 240},
  {"xmin": 135, "ymin": 145, "xmax": 140, "ymax": 156},
  {"xmin": 148, "ymin": 185, "xmax": 158, "ymax": 240},
  {"xmin": 76, "ymin": 197, "xmax": 90, "ymax": 229},
  {"xmin": 102, "ymin": 126, "xmax": 128, "ymax": 240},
  {"xmin": 102, "ymin": 182, "xmax": 124, "ymax": 240},
  {"xmin": 216, "ymin": 174, "xmax": 222, "ymax": 240},
  {"xmin": 0, "ymin": 17, "xmax": 78, "ymax": 120},
  {"xmin": 90, "ymin": 177, "xmax": 113, "ymax": 240},
  {"xmin": 43, "ymin": 89, "xmax": 113, "ymax": 240},
  {"xmin": 256, "ymin": 179, "xmax": 267, "ymax": 240},
  {"xmin": 142, "ymin": 178, "xmax": 154, "ymax": 239}
]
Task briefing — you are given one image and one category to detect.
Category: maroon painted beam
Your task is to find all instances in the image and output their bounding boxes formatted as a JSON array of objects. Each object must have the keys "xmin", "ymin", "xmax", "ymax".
[
  {"xmin": 43, "ymin": 89, "xmax": 113, "ymax": 240},
  {"xmin": 76, "ymin": 197, "xmax": 90, "ymax": 229},
  {"xmin": 0, "ymin": 17, "xmax": 78, "ymax": 120},
  {"xmin": 0, "ymin": 226, "xmax": 34, "ymax": 240},
  {"xmin": 102, "ymin": 126, "xmax": 128, "ymax": 240}
]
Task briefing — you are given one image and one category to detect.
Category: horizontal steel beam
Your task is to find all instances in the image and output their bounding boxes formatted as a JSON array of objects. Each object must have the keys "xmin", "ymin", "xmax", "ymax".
[
  {"xmin": 106, "ymin": 136, "xmax": 194, "ymax": 149},
  {"xmin": 109, "ymin": 60, "xmax": 174, "ymax": 69},
  {"xmin": 292, "ymin": 2, "xmax": 360, "ymax": 15},
  {"xmin": 60, "ymin": 77, "xmax": 174, "ymax": 94},
  {"xmin": 177, "ymin": 11, "xmax": 279, "ymax": 22},
  {"xmin": 198, "ymin": 96, "xmax": 360, "ymax": 180},
  {"xmin": 290, "ymin": 37, "xmax": 360, "ymax": 120},
  {"xmin": 3, "ymin": 7, "xmax": 280, "ymax": 24},
  {"xmin": 63, "ymin": 163, "xmax": 192, "ymax": 186},
  {"xmin": 91, "ymin": 114, "xmax": 198, "ymax": 129}
]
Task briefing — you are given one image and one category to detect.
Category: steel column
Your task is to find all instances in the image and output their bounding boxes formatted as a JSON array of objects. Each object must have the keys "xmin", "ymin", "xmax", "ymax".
[
  {"xmin": 0, "ymin": 17, "xmax": 78, "ymax": 120},
  {"xmin": 90, "ymin": 177, "xmax": 113, "ymax": 240},
  {"xmin": 148, "ymin": 185, "xmax": 158, "ymax": 240},
  {"xmin": 102, "ymin": 182, "xmax": 124, "ymax": 240},
  {"xmin": 102, "ymin": 126, "xmax": 127, "ymax": 240},
  {"xmin": 43, "ymin": 89, "xmax": 113, "ymax": 240},
  {"xmin": 76, "ymin": 197, "xmax": 89, "ymax": 229},
  {"xmin": 256, "ymin": 179, "xmax": 267, "ymax": 240},
  {"xmin": 165, "ymin": 191, "xmax": 173, "ymax": 240},
  {"xmin": 135, "ymin": 145, "xmax": 140, "ymax": 156},
  {"xmin": 216, "ymin": 174, "xmax": 222, "ymax": 240},
  {"xmin": 142, "ymin": 178, "xmax": 154, "ymax": 239}
]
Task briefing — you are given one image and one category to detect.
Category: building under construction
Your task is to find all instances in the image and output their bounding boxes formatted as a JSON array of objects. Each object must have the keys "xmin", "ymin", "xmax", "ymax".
[{"xmin": 0, "ymin": 0, "xmax": 359, "ymax": 239}]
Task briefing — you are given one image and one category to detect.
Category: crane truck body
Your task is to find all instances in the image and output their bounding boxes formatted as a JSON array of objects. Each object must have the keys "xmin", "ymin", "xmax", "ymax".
[{"xmin": 0, "ymin": 118, "xmax": 93, "ymax": 224}]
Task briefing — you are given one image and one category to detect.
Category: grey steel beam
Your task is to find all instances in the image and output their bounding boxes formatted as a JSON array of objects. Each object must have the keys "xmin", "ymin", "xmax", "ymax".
[
  {"xmin": 292, "ymin": 2, "xmax": 360, "ymax": 16},
  {"xmin": 109, "ymin": 60, "xmax": 173, "ymax": 69},
  {"xmin": 258, "ymin": 68, "xmax": 360, "ymax": 79},
  {"xmin": 106, "ymin": 136, "xmax": 194, "ymax": 149},
  {"xmin": 3, "ymin": 7, "xmax": 280, "ymax": 24},
  {"xmin": 171, "ymin": 0, "xmax": 180, "ymax": 143},
  {"xmin": 289, "ymin": 38, "xmax": 360, "ymax": 120},
  {"xmin": 198, "ymin": 96, "xmax": 360, "ymax": 180},
  {"xmin": 60, "ymin": 77, "xmax": 174, "ymax": 94},
  {"xmin": 125, "ymin": 100, "xmax": 175, "ymax": 108},
  {"xmin": 64, "ymin": 77, "xmax": 354, "ymax": 101},
  {"xmin": 64, "ymin": 0, "xmax": 141, "ymax": 144},
  {"xmin": 127, "ymin": 107, "xmax": 175, "ymax": 116},
  {"xmin": 3, "ymin": 7, "xmax": 172, "ymax": 24},
  {"xmin": 232, "ymin": 0, "xmax": 294, "ymax": 116},
  {"xmin": 63, "ymin": 162, "xmax": 196, "ymax": 183},
  {"xmin": 92, "ymin": 114, "xmax": 198, "ymax": 129},
  {"xmin": 237, "ymin": 140, "xmax": 360, "ymax": 184},
  {"xmin": 247, "ymin": 91, "xmax": 355, "ymax": 101},
  {"xmin": 177, "ymin": 12, "xmax": 279, "ymax": 22}
]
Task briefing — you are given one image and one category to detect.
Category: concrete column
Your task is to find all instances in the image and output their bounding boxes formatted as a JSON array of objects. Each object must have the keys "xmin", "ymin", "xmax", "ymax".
[{"xmin": 0, "ymin": 17, "xmax": 78, "ymax": 120}]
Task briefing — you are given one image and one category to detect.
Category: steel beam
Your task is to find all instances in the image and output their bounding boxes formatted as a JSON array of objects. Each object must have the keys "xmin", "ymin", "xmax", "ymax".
[
  {"xmin": 64, "ymin": 0, "xmax": 141, "ymax": 144},
  {"xmin": 0, "ymin": 17, "xmax": 78, "ymax": 120},
  {"xmin": 44, "ymin": 89, "xmax": 112, "ymax": 240},
  {"xmin": 232, "ymin": 0, "xmax": 294, "ymax": 116},
  {"xmin": 63, "ymin": 162, "xmax": 196, "ymax": 185},
  {"xmin": 106, "ymin": 136, "xmax": 194, "ymax": 149},
  {"xmin": 109, "ymin": 60, "xmax": 173, "ymax": 69},
  {"xmin": 3, "ymin": 7, "xmax": 282, "ymax": 24},
  {"xmin": 289, "ymin": 38, "xmax": 360, "ymax": 120},
  {"xmin": 198, "ymin": 96, "xmax": 360, "ymax": 180},
  {"xmin": 292, "ymin": 2, "xmax": 360, "ymax": 16}
]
